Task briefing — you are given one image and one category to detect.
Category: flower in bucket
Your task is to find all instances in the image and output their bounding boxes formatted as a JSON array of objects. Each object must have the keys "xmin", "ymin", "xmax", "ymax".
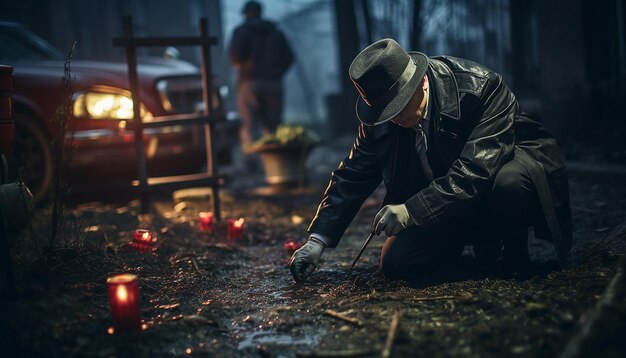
[
  {"xmin": 249, "ymin": 124, "xmax": 320, "ymax": 153},
  {"xmin": 248, "ymin": 124, "xmax": 320, "ymax": 188}
]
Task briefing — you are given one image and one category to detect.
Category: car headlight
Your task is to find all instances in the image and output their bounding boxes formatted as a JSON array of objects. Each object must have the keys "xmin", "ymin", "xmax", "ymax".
[{"xmin": 73, "ymin": 92, "xmax": 150, "ymax": 120}]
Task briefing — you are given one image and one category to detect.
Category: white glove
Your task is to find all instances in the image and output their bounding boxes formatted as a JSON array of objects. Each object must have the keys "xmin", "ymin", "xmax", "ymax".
[
  {"xmin": 289, "ymin": 237, "xmax": 326, "ymax": 282},
  {"xmin": 374, "ymin": 204, "xmax": 414, "ymax": 236}
]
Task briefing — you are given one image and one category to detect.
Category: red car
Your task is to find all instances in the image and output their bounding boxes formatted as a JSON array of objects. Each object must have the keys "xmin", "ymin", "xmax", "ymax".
[{"xmin": 1, "ymin": 21, "xmax": 239, "ymax": 202}]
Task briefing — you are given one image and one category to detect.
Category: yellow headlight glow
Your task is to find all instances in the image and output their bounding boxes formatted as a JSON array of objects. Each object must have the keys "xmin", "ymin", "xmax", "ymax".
[{"xmin": 73, "ymin": 92, "xmax": 149, "ymax": 120}]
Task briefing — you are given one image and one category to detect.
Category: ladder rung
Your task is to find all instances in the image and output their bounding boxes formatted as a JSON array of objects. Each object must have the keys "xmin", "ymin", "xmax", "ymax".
[
  {"xmin": 113, "ymin": 36, "xmax": 217, "ymax": 48},
  {"xmin": 137, "ymin": 113, "xmax": 226, "ymax": 129},
  {"xmin": 132, "ymin": 173, "xmax": 224, "ymax": 189}
]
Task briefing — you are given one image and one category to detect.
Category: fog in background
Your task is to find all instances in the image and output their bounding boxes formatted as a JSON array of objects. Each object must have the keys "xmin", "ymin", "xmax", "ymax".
[{"xmin": 1, "ymin": 0, "xmax": 625, "ymax": 158}]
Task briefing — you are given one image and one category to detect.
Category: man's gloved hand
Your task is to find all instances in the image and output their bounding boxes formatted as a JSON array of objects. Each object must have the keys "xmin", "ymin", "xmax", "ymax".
[
  {"xmin": 374, "ymin": 204, "xmax": 414, "ymax": 236},
  {"xmin": 289, "ymin": 237, "xmax": 326, "ymax": 282}
]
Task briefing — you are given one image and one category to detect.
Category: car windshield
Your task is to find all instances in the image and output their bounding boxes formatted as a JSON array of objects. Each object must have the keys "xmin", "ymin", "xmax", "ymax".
[{"xmin": 0, "ymin": 23, "xmax": 64, "ymax": 61}]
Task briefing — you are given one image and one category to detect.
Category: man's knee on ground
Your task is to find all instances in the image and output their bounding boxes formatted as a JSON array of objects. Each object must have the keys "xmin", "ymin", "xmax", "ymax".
[
  {"xmin": 379, "ymin": 252, "xmax": 405, "ymax": 279},
  {"xmin": 492, "ymin": 161, "xmax": 530, "ymax": 203},
  {"xmin": 379, "ymin": 241, "xmax": 430, "ymax": 280}
]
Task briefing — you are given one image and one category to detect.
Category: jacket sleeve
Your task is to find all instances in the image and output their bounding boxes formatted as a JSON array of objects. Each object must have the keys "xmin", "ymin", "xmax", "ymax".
[
  {"xmin": 228, "ymin": 27, "xmax": 249, "ymax": 67},
  {"xmin": 405, "ymin": 74, "xmax": 517, "ymax": 230},
  {"xmin": 276, "ymin": 30, "xmax": 294, "ymax": 76},
  {"xmin": 308, "ymin": 124, "xmax": 382, "ymax": 247}
]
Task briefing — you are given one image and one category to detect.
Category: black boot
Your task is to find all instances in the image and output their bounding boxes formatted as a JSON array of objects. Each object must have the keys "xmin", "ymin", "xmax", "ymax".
[{"xmin": 500, "ymin": 231, "xmax": 532, "ymax": 278}]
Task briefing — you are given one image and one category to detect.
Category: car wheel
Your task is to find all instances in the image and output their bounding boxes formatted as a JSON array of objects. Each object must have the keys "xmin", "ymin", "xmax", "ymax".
[{"xmin": 7, "ymin": 113, "xmax": 53, "ymax": 203}]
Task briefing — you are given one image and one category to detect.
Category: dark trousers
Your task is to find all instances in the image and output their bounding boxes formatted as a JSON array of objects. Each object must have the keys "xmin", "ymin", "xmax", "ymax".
[
  {"xmin": 380, "ymin": 159, "xmax": 539, "ymax": 280},
  {"xmin": 237, "ymin": 79, "xmax": 283, "ymax": 153}
]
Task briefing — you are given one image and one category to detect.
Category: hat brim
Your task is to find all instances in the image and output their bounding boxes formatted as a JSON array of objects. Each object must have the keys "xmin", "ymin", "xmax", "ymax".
[{"xmin": 355, "ymin": 52, "xmax": 429, "ymax": 126}]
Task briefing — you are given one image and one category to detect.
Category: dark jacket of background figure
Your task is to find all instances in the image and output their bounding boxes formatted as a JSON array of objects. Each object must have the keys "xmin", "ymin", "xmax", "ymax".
[
  {"xmin": 228, "ymin": 17, "xmax": 294, "ymax": 82},
  {"xmin": 308, "ymin": 55, "xmax": 572, "ymax": 258}
]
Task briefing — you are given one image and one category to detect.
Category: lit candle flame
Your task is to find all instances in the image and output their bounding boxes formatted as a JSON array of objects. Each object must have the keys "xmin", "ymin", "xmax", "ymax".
[
  {"xmin": 116, "ymin": 285, "xmax": 128, "ymax": 302},
  {"xmin": 106, "ymin": 273, "xmax": 141, "ymax": 331},
  {"xmin": 133, "ymin": 229, "xmax": 153, "ymax": 246},
  {"xmin": 234, "ymin": 218, "xmax": 245, "ymax": 228}
]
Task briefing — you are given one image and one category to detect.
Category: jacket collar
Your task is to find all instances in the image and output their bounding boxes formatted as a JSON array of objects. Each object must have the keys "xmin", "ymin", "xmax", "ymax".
[{"xmin": 427, "ymin": 58, "xmax": 460, "ymax": 120}]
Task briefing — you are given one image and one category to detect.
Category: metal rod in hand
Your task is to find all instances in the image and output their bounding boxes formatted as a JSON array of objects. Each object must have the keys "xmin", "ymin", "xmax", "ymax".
[{"xmin": 349, "ymin": 229, "xmax": 376, "ymax": 272}]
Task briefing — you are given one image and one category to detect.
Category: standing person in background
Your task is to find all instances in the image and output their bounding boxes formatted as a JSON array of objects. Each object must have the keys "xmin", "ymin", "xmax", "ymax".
[{"xmin": 228, "ymin": 0, "xmax": 294, "ymax": 171}]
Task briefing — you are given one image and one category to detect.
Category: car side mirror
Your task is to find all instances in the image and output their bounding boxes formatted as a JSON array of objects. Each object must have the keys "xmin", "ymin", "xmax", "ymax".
[{"xmin": 163, "ymin": 46, "xmax": 181, "ymax": 60}]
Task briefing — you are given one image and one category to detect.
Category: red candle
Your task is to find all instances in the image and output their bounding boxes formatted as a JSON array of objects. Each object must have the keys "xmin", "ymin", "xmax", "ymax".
[
  {"xmin": 283, "ymin": 238, "xmax": 302, "ymax": 253},
  {"xmin": 106, "ymin": 274, "xmax": 141, "ymax": 332},
  {"xmin": 198, "ymin": 212, "xmax": 214, "ymax": 232},
  {"xmin": 132, "ymin": 229, "xmax": 155, "ymax": 251},
  {"xmin": 227, "ymin": 218, "xmax": 245, "ymax": 240}
]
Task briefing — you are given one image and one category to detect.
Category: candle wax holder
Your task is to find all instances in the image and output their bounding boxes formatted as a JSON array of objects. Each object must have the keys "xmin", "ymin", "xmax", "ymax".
[
  {"xmin": 106, "ymin": 273, "xmax": 141, "ymax": 332},
  {"xmin": 227, "ymin": 218, "xmax": 245, "ymax": 240},
  {"xmin": 198, "ymin": 212, "xmax": 214, "ymax": 232},
  {"xmin": 132, "ymin": 229, "xmax": 155, "ymax": 251},
  {"xmin": 283, "ymin": 239, "xmax": 302, "ymax": 253}
]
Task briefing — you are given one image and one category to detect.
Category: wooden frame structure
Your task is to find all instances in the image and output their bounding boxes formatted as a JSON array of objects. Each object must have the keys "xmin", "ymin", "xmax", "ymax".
[{"xmin": 113, "ymin": 16, "xmax": 223, "ymax": 219}]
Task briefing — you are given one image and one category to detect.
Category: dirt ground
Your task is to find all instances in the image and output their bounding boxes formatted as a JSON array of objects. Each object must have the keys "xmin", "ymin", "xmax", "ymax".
[{"xmin": 1, "ymin": 165, "xmax": 626, "ymax": 357}]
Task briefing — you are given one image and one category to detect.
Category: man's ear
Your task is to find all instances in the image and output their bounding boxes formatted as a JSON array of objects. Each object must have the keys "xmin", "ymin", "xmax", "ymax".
[{"xmin": 422, "ymin": 75, "xmax": 429, "ymax": 90}]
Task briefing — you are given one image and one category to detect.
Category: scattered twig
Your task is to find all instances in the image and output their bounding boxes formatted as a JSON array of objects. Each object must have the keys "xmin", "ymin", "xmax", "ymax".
[
  {"xmin": 449, "ymin": 300, "xmax": 456, "ymax": 313},
  {"xmin": 324, "ymin": 309, "xmax": 363, "ymax": 327},
  {"xmin": 381, "ymin": 311, "xmax": 403, "ymax": 358},
  {"xmin": 191, "ymin": 258, "xmax": 204, "ymax": 278},
  {"xmin": 412, "ymin": 295, "xmax": 455, "ymax": 302},
  {"xmin": 313, "ymin": 299, "xmax": 332, "ymax": 309},
  {"xmin": 169, "ymin": 253, "xmax": 196, "ymax": 265},
  {"xmin": 179, "ymin": 314, "xmax": 218, "ymax": 326}
]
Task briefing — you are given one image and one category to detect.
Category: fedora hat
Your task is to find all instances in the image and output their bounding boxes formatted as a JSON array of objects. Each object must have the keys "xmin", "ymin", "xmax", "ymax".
[{"xmin": 349, "ymin": 39, "xmax": 428, "ymax": 126}]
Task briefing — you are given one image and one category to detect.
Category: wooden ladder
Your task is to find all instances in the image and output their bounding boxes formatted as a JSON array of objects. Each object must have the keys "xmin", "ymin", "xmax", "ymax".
[{"xmin": 113, "ymin": 16, "xmax": 223, "ymax": 219}]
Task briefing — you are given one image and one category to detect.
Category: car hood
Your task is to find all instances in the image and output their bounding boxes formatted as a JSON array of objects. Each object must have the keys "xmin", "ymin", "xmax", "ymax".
[{"xmin": 11, "ymin": 57, "xmax": 200, "ymax": 90}]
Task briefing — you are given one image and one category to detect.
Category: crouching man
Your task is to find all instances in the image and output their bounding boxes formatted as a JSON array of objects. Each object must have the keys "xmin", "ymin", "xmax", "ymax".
[{"xmin": 290, "ymin": 39, "xmax": 571, "ymax": 282}]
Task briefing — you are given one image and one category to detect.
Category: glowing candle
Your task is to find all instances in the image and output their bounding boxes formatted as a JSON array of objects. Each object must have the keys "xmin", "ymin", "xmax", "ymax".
[
  {"xmin": 132, "ymin": 229, "xmax": 155, "ymax": 251},
  {"xmin": 227, "ymin": 218, "xmax": 245, "ymax": 240},
  {"xmin": 106, "ymin": 274, "xmax": 141, "ymax": 332},
  {"xmin": 283, "ymin": 238, "xmax": 302, "ymax": 253},
  {"xmin": 198, "ymin": 212, "xmax": 214, "ymax": 232}
]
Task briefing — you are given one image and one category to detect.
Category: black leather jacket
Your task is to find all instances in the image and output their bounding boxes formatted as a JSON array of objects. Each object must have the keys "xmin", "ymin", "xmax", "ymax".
[{"xmin": 308, "ymin": 56, "xmax": 572, "ymax": 258}]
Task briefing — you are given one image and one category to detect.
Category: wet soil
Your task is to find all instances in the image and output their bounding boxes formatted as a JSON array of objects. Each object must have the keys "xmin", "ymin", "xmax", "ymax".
[{"xmin": 1, "ymin": 172, "xmax": 625, "ymax": 357}]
